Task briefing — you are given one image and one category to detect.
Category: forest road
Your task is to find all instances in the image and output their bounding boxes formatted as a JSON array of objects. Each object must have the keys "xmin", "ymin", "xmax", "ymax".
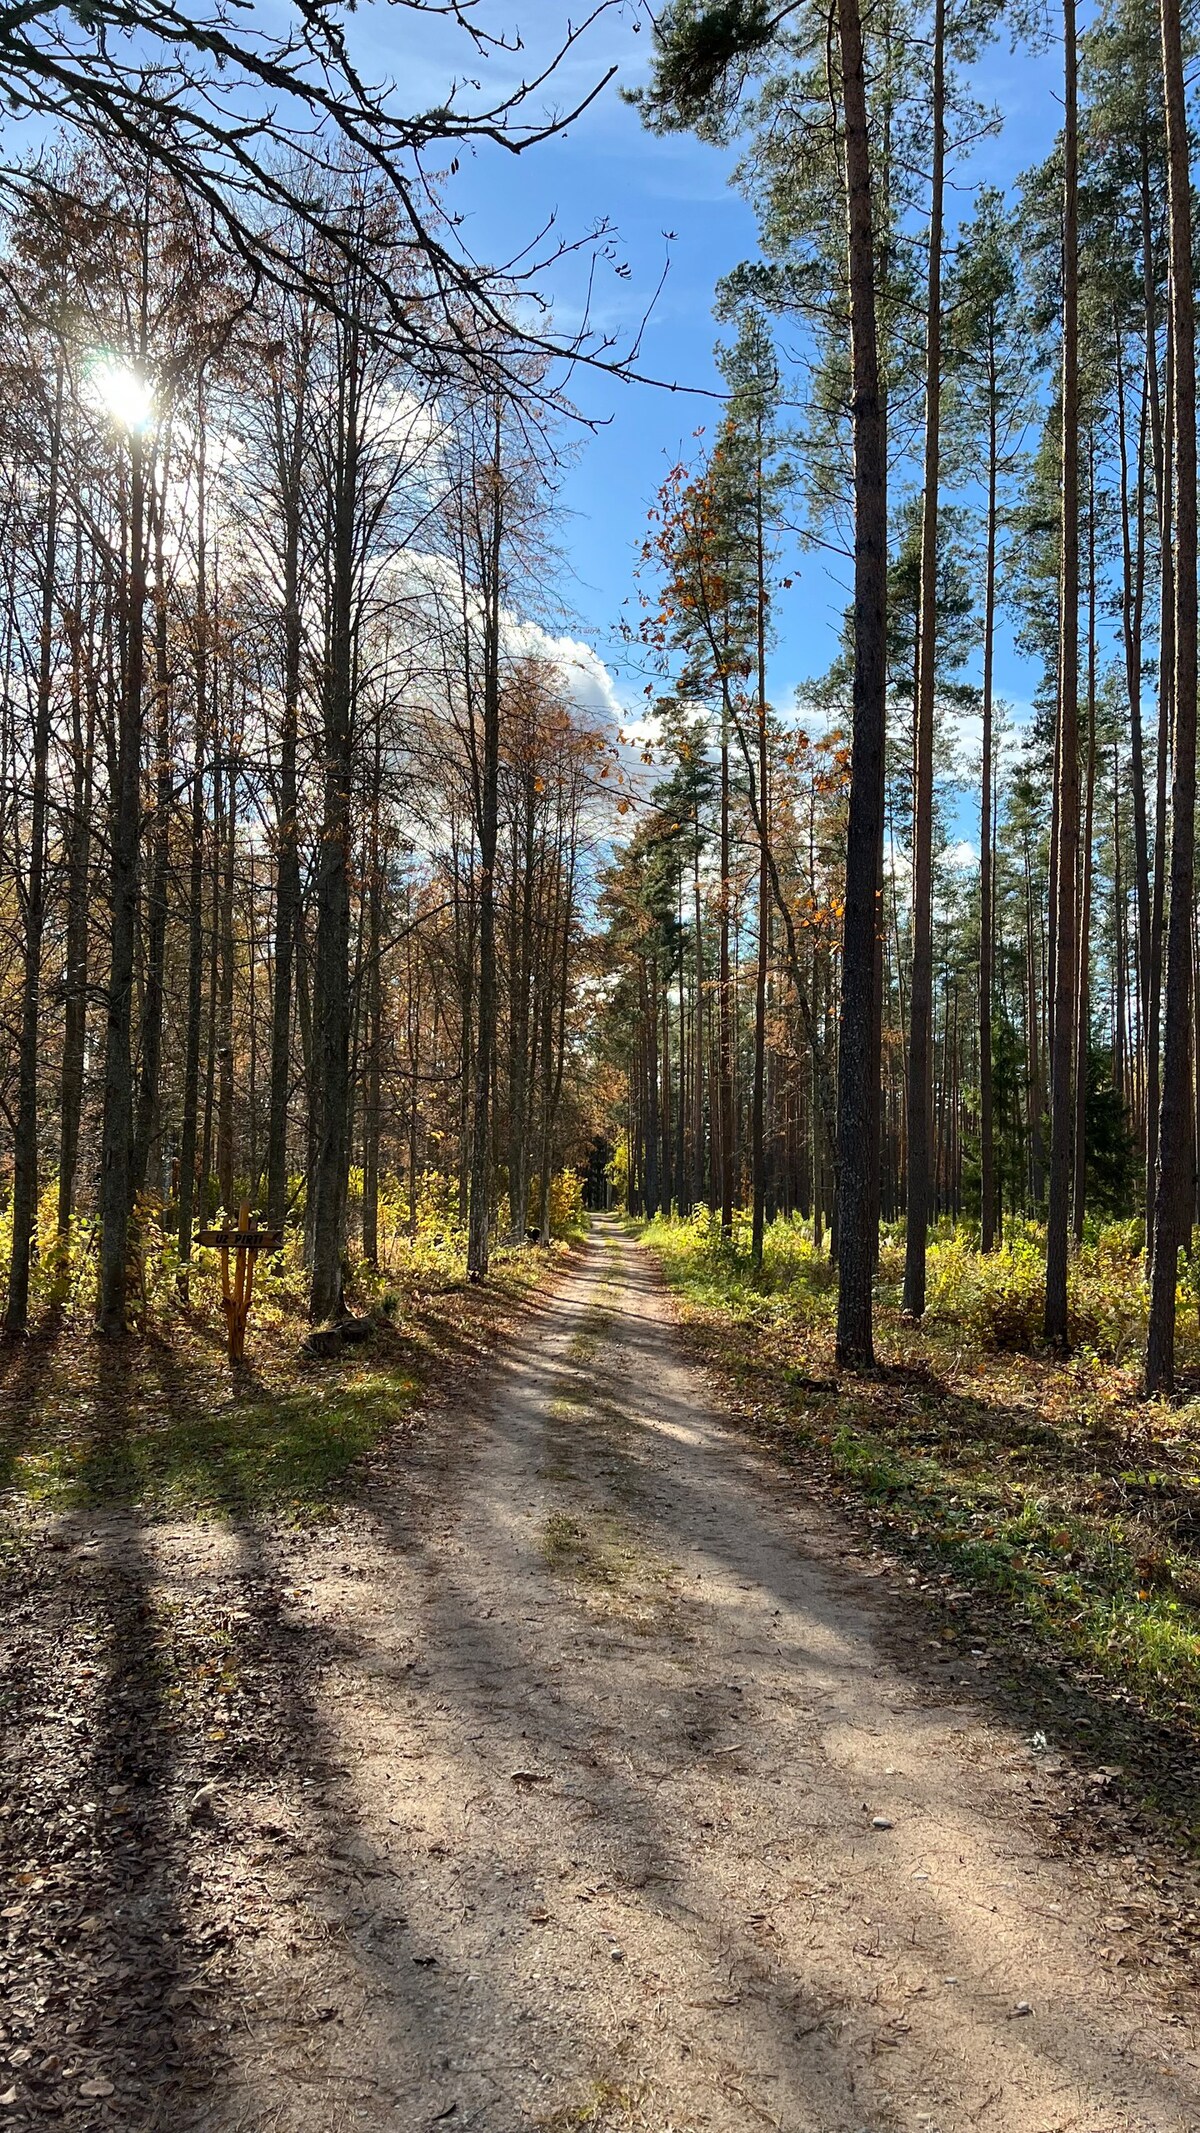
[{"xmin": 192, "ymin": 1216, "xmax": 1200, "ymax": 2133}]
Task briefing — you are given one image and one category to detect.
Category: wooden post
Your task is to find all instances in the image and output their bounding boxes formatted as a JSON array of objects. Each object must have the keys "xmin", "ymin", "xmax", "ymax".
[{"xmin": 198, "ymin": 1201, "xmax": 283, "ymax": 1362}]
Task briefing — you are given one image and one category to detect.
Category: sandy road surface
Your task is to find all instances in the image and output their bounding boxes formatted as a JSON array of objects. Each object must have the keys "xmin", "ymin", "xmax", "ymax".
[{"xmin": 21, "ymin": 1219, "xmax": 1200, "ymax": 2132}]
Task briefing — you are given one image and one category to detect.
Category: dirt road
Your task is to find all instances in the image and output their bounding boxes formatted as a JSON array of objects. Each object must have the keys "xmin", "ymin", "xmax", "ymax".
[{"xmin": 25, "ymin": 1219, "xmax": 1200, "ymax": 2131}]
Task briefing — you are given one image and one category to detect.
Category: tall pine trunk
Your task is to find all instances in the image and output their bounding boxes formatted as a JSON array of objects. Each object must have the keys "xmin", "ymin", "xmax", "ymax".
[
  {"xmin": 132, "ymin": 492, "xmax": 173, "ymax": 1197},
  {"xmin": 216, "ymin": 723, "xmax": 238, "ymax": 1212},
  {"xmin": 751, "ymin": 418, "xmax": 770, "ymax": 1268},
  {"xmin": 306, "ymin": 330, "xmax": 360, "ymax": 1313},
  {"xmin": 5, "ymin": 359, "xmax": 62, "ymax": 1333},
  {"xmin": 466, "ymin": 408, "xmax": 504, "ymax": 1282},
  {"xmin": 309, "ymin": 312, "xmax": 361, "ymax": 1322},
  {"xmin": 1115, "ymin": 335, "xmax": 1152, "ymax": 1184},
  {"xmin": 58, "ymin": 541, "xmax": 96, "ymax": 1243},
  {"xmin": 362, "ymin": 766, "xmax": 383, "ymax": 1268},
  {"xmin": 902, "ymin": 0, "xmax": 944, "ymax": 1320},
  {"xmin": 1044, "ymin": 0, "xmax": 1080, "ymax": 1349},
  {"xmin": 834, "ymin": 0, "xmax": 888, "ymax": 1368},
  {"xmin": 718, "ymin": 700, "xmax": 734, "ymax": 1238},
  {"xmin": 267, "ymin": 354, "xmax": 306, "ymax": 1236},
  {"xmin": 979, "ymin": 324, "xmax": 998, "ymax": 1252},
  {"xmin": 177, "ymin": 401, "xmax": 209, "ymax": 1286},
  {"xmin": 1073, "ymin": 463, "xmax": 1098, "ymax": 1241},
  {"xmin": 1146, "ymin": 0, "xmax": 1198, "ymax": 1391},
  {"xmin": 97, "ymin": 419, "xmax": 147, "ymax": 1335}
]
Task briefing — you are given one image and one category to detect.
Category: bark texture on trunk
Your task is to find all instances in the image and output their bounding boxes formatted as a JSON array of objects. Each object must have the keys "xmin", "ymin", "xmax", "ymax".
[
  {"xmin": 57, "ymin": 561, "xmax": 96, "ymax": 1244},
  {"xmin": 834, "ymin": 0, "xmax": 888, "ymax": 1369},
  {"xmin": 718, "ymin": 708, "xmax": 734, "ymax": 1239},
  {"xmin": 309, "ymin": 315, "xmax": 361, "ymax": 1323},
  {"xmin": 132, "ymin": 493, "xmax": 173, "ymax": 1198},
  {"xmin": 6, "ymin": 361, "xmax": 62, "ymax": 1333},
  {"xmin": 902, "ymin": 0, "xmax": 944, "ymax": 1320},
  {"xmin": 1045, "ymin": 0, "xmax": 1080, "ymax": 1349},
  {"xmin": 751, "ymin": 425, "xmax": 770, "ymax": 1269},
  {"xmin": 1146, "ymin": 0, "xmax": 1198, "ymax": 1391},
  {"xmin": 979, "ymin": 332, "xmax": 998, "ymax": 1252},
  {"xmin": 97, "ymin": 426, "xmax": 147, "ymax": 1334},
  {"xmin": 466, "ymin": 408, "xmax": 504, "ymax": 1282},
  {"xmin": 267, "ymin": 346, "xmax": 307, "ymax": 1236},
  {"xmin": 177, "ymin": 406, "xmax": 209, "ymax": 1287}
]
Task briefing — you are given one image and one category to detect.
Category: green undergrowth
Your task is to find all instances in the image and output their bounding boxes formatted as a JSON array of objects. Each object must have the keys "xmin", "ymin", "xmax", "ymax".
[
  {"xmin": 0, "ymin": 1165, "xmax": 586, "ymax": 1338},
  {"xmin": 5, "ymin": 1368, "xmax": 417, "ymax": 1522},
  {"xmin": 635, "ymin": 1207, "xmax": 1200, "ymax": 1833},
  {"xmin": 0, "ymin": 1236, "xmax": 561, "ymax": 1525}
]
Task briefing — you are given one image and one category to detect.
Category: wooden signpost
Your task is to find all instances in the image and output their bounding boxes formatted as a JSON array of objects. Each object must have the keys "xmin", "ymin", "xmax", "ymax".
[{"xmin": 196, "ymin": 1201, "xmax": 283, "ymax": 1362}]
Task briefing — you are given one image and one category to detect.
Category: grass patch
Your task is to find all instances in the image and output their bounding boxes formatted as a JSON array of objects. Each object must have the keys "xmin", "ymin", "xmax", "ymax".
[
  {"xmin": 541, "ymin": 1510, "xmax": 626, "ymax": 1586},
  {"xmin": 568, "ymin": 1254, "xmax": 619, "ymax": 1365},
  {"xmin": 540, "ymin": 1506, "xmax": 676, "ymax": 1631},
  {"xmin": 0, "ymin": 1238, "xmax": 562, "ymax": 1524},
  {"xmin": 7, "ymin": 1369, "xmax": 418, "ymax": 1521},
  {"xmin": 535, "ymin": 2081, "xmax": 674, "ymax": 2132},
  {"xmin": 635, "ymin": 1208, "xmax": 1200, "ymax": 1833},
  {"xmin": 569, "ymin": 1315, "xmax": 612, "ymax": 1366}
]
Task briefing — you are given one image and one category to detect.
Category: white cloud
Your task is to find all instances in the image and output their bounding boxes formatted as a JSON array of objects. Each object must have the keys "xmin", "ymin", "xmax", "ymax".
[
  {"xmin": 503, "ymin": 620, "xmax": 625, "ymax": 727},
  {"xmin": 382, "ymin": 547, "xmax": 628, "ymax": 730}
]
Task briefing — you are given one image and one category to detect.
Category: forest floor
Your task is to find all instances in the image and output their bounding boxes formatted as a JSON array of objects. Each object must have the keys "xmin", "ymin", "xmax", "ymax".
[{"xmin": 5, "ymin": 1218, "xmax": 1200, "ymax": 2132}]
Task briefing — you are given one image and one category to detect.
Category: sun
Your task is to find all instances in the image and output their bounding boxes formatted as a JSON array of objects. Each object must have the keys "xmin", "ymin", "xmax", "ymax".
[{"xmin": 87, "ymin": 356, "xmax": 155, "ymax": 435}]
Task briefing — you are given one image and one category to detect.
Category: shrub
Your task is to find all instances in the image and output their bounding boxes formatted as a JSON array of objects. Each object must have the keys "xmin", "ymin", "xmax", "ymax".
[
  {"xmin": 549, "ymin": 1168, "xmax": 586, "ymax": 1237},
  {"xmin": 925, "ymin": 1219, "xmax": 1161, "ymax": 1360},
  {"xmin": 639, "ymin": 1208, "xmax": 837, "ymax": 1328},
  {"xmin": 926, "ymin": 1227, "xmax": 1046, "ymax": 1349}
]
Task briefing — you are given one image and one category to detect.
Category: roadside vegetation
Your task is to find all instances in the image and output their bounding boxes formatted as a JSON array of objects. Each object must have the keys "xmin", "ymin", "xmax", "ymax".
[
  {"xmin": 636, "ymin": 1209, "xmax": 1200, "ymax": 1832},
  {"xmin": 0, "ymin": 1174, "xmax": 583, "ymax": 1526}
]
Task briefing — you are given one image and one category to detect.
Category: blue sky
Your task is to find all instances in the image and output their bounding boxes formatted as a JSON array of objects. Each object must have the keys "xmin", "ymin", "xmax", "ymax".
[{"xmin": 361, "ymin": 2, "xmax": 1069, "ymax": 748}]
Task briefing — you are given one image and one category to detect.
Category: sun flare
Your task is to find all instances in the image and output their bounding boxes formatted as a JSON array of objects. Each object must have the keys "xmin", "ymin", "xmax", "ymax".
[{"xmin": 87, "ymin": 356, "xmax": 155, "ymax": 435}]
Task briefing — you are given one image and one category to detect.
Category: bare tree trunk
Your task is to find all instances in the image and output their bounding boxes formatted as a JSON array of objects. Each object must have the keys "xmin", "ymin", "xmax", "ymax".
[
  {"xmin": 1149, "ymin": 330, "xmax": 1175, "ymax": 1227},
  {"xmin": 692, "ymin": 800, "xmax": 705, "ymax": 1208},
  {"xmin": 1073, "ymin": 454, "xmax": 1098, "ymax": 1241},
  {"xmin": 97, "ymin": 413, "xmax": 147, "ymax": 1335},
  {"xmin": 132, "ymin": 488, "xmax": 172, "ymax": 1196},
  {"xmin": 406, "ymin": 920, "xmax": 422, "ymax": 1238},
  {"xmin": 309, "ymin": 313, "xmax": 361, "ymax": 1321},
  {"xmin": 178, "ymin": 404, "xmax": 210, "ymax": 1286},
  {"xmin": 267, "ymin": 351, "xmax": 307, "ymax": 1236},
  {"xmin": 216, "ymin": 720, "xmax": 238, "ymax": 1212},
  {"xmin": 834, "ymin": 0, "xmax": 888, "ymax": 1368},
  {"xmin": 538, "ymin": 818, "xmax": 576, "ymax": 1244},
  {"xmin": 903, "ymin": 0, "xmax": 944, "ymax": 1320},
  {"xmin": 362, "ymin": 768, "xmax": 383, "ymax": 1267},
  {"xmin": 1141, "ymin": 126, "xmax": 1169, "ymax": 1218},
  {"xmin": 751, "ymin": 419, "xmax": 770, "ymax": 1269},
  {"xmin": 5, "ymin": 358, "xmax": 62, "ymax": 1333},
  {"xmin": 1024, "ymin": 840, "xmax": 1046, "ymax": 1206},
  {"xmin": 644, "ymin": 959, "xmax": 660, "ymax": 1217},
  {"xmin": 58, "ymin": 540, "xmax": 96, "ymax": 1242},
  {"xmin": 1045, "ymin": 0, "xmax": 1080, "ymax": 1349},
  {"xmin": 452, "ymin": 812, "xmax": 475, "ymax": 1228},
  {"xmin": 200, "ymin": 671, "xmax": 222, "ymax": 1207},
  {"xmin": 1114, "ymin": 749, "xmax": 1127, "ymax": 1109},
  {"xmin": 507, "ymin": 756, "xmax": 536, "ymax": 1240},
  {"xmin": 1146, "ymin": 0, "xmax": 1198, "ymax": 1392},
  {"xmin": 718, "ymin": 701, "xmax": 734, "ymax": 1238},
  {"xmin": 466, "ymin": 406, "xmax": 504, "ymax": 1282},
  {"xmin": 1115, "ymin": 333, "xmax": 1152, "ymax": 1178},
  {"xmin": 979, "ymin": 331, "xmax": 999, "ymax": 1252}
]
